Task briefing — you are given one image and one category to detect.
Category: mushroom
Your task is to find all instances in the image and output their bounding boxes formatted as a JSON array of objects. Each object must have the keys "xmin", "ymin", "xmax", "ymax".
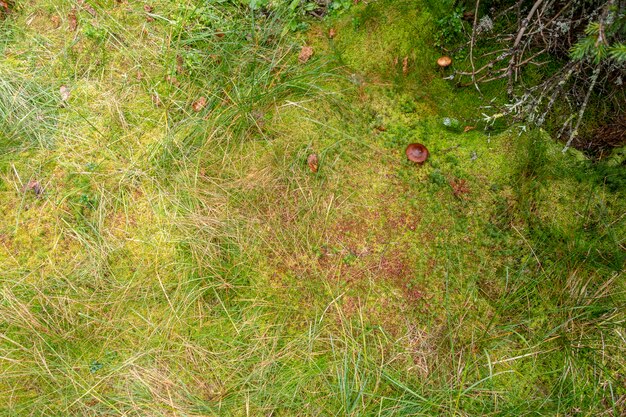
[
  {"xmin": 437, "ymin": 56, "xmax": 452, "ymax": 68},
  {"xmin": 405, "ymin": 143, "xmax": 429, "ymax": 164}
]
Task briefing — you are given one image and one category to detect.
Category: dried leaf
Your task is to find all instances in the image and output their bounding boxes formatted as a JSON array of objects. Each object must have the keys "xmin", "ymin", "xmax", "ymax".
[
  {"xmin": 68, "ymin": 8, "xmax": 78, "ymax": 31},
  {"xmin": 176, "ymin": 55, "xmax": 185, "ymax": 74},
  {"xmin": 402, "ymin": 56, "xmax": 409, "ymax": 75},
  {"xmin": 165, "ymin": 75, "xmax": 180, "ymax": 87},
  {"xmin": 251, "ymin": 110, "xmax": 265, "ymax": 129},
  {"xmin": 449, "ymin": 179, "xmax": 470, "ymax": 199},
  {"xmin": 24, "ymin": 180, "xmax": 43, "ymax": 197},
  {"xmin": 144, "ymin": 4, "xmax": 154, "ymax": 22},
  {"xmin": 151, "ymin": 94, "xmax": 161, "ymax": 107},
  {"xmin": 60, "ymin": 85, "xmax": 71, "ymax": 102},
  {"xmin": 463, "ymin": 126, "xmax": 476, "ymax": 133},
  {"xmin": 83, "ymin": 2, "xmax": 97, "ymax": 17},
  {"xmin": 462, "ymin": 11, "xmax": 475, "ymax": 21},
  {"xmin": 307, "ymin": 154, "xmax": 319, "ymax": 173},
  {"xmin": 0, "ymin": 0, "xmax": 10, "ymax": 16},
  {"xmin": 298, "ymin": 46, "xmax": 314, "ymax": 64},
  {"xmin": 192, "ymin": 97, "xmax": 207, "ymax": 112},
  {"xmin": 50, "ymin": 14, "xmax": 61, "ymax": 29},
  {"xmin": 329, "ymin": 28, "xmax": 336, "ymax": 39}
]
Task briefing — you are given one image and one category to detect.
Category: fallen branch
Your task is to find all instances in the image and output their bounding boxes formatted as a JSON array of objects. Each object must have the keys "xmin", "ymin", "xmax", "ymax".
[{"xmin": 562, "ymin": 64, "xmax": 601, "ymax": 152}]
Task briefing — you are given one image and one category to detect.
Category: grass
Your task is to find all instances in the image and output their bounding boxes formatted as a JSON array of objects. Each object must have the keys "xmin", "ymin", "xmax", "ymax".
[{"xmin": 0, "ymin": 0, "xmax": 624, "ymax": 416}]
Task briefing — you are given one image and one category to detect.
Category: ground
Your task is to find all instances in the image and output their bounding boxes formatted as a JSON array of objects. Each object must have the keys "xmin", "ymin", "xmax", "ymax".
[{"xmin": 0, "ymin": 1, "xmax": 624, "ymax": 416}]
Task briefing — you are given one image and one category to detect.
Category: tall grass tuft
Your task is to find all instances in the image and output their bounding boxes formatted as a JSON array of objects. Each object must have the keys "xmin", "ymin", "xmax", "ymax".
[{"xmin": 0, "ymin": 68, "xmax": 59, "ymax": 150}]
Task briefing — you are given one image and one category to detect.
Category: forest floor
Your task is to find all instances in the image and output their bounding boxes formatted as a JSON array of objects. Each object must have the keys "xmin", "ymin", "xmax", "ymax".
[{"xmin": 0, "ymin": 1, "xmax": 624, "ymax": 416}]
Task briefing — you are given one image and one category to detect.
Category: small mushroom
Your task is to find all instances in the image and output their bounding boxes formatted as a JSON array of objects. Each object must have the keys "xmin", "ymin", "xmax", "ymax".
[
  {"xmin": 437, "ymin": 56, "xmax": 452, "ymax": 68},
  {"xmin": 405, "ymin": 143, "xmax": 429, "ymax": 164}
]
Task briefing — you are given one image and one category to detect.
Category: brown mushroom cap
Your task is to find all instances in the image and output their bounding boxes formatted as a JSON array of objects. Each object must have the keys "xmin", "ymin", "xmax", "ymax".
[
  {"xmin": 437, "ymin": 56, "xmax": 452, "ymax": 68},
  {"xmin": 406, "ymin": 143, "xmax": 429, "ymax": 164}
]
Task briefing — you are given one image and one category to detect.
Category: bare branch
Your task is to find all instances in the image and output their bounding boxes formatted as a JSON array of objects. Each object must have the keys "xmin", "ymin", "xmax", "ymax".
[
  {"xmin": 562, "ymin": 65, "xmax": 601, "ymax": 152},
  {"xmin": 469, "ymin": 0, "xmax": 481, "ymax": 93}
]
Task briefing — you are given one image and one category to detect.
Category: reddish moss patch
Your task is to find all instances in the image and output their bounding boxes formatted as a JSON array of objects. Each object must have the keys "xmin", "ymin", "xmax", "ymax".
[
  {"xmin": 384, "ymin": 210, "xmax": 420, "ymax": 233},
  {"xmin": 376, "ymin": 250, "xmax": 413, "ymax": 281}
]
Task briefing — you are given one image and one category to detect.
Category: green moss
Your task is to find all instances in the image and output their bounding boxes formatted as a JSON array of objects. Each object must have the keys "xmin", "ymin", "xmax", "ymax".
[{"xmin": 334, "ymin": 0, "xmax": 436, "ymax": 79}]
